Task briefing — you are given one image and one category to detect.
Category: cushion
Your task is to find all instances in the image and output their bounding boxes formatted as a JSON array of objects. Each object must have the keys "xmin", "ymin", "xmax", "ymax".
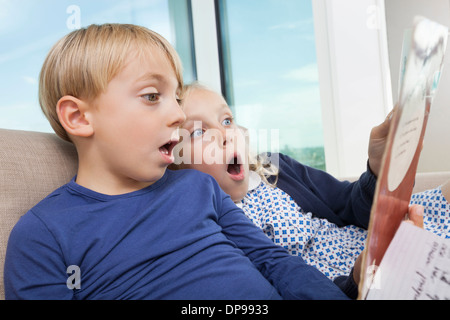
[{"xmin": 0, "ymin": 129, "xmax": 78, "ymax": 299}]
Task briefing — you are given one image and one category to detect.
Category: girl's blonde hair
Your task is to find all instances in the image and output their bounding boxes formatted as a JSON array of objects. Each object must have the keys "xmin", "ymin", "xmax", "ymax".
[
  {"xmin": 39, "ymin": 23, "xmax": 183, "ymax": 142},
  {"xmin": 180, "ymin": 82, "xmax": 280, "ymax": 187},
  {"xmin": 249, "ymin": 152, "xmax": 279, "ymax": 187}
]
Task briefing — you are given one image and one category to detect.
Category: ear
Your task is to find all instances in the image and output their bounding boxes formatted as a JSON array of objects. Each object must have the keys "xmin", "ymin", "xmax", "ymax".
[{"xmin": 57, "ymin": 95, "xmax": 94, "ymax": 138}]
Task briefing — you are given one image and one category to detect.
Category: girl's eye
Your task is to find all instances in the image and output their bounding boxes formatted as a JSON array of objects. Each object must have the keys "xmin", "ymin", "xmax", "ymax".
[
  {"xmin": 190, "ymin": 128, "xmax": 204, "ymax": 138},
  {"xmin": 222, "ymin": 118, "xmax": 233, "ymax": 126},
  {"xmin": 142, "ymin": 93, "xmax": 160, "ymax": 103}
]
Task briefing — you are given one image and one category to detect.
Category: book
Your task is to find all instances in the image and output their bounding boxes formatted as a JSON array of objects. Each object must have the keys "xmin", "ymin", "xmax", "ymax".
[
  {"xmin": 365, "ymin": 222, "xmax": 450, "ymax": 300},
  {"xmin": 358, "ymin": 16, "xmax": 448, "ymax": 299}
]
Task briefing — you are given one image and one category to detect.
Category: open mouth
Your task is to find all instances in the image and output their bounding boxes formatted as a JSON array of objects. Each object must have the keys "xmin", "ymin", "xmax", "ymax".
[
  {"xmin": 159, "ymin": 141, "xmax": 177, "ymax": 155},
  {"xmin": 226, "ymin": 154, "xmax": 245, "ymax": 181},
  {"xmin": 159, "ymin": 139, "xmax": 179, "ymax": 163}
]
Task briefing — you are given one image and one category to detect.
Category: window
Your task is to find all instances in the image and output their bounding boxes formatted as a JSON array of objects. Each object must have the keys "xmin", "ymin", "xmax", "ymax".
[
  {"xmin": 1, "ymin": 0, "xmax": 395, "ymax": 177},
  {"xmin": 0, "ymin": 0, "xmax": 195, "ymax": 133},
  {"xmin": 216, "ymin": 0, "xmax": 325, "ymax": 170}
]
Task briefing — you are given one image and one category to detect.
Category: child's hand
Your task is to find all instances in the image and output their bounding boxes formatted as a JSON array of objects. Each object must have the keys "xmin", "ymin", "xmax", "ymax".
[
  {"xmin": 367, "ymin": 107, "xmax": 396, "ymax": 177},
  {"xmin": 404, "ymin": 204, "xmax": 424, "ymax": 229}
]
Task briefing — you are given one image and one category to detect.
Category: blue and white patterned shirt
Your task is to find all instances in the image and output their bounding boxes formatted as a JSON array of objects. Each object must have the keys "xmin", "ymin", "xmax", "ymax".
[
  {"xmin": 237, "ymin": 172, "xmax": 367, "ymax": 280},
  {"xmin": 410, "ymin": 186, "xmax": 450, "ymax": 239},
  {"xmin": 238, "ymin": 172, "xmax": 450, "ymax": 281}
]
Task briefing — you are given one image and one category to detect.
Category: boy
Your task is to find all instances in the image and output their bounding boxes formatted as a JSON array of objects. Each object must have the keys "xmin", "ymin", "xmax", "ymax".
[{"xmin": 4, "ymin": 24, "xmax": 351, "ymax": 299}]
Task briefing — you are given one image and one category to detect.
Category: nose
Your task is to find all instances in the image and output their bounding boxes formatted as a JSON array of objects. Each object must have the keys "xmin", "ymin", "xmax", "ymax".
[
  {"xmin": 222, "ymin": 127, "xmax": 235, "ymax": 148},
  {"xmin": 168, "ymin": 100, "xmax": 186, "ymax": 127}
]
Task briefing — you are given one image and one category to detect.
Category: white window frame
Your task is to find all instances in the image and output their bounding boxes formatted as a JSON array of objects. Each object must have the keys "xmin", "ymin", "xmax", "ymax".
[
  {"xmin": 190, "ymin": 0, "xmax": 393, "ymax": 177},
  {"xmin": 312, "ymin": 0, "xmax": 393, "ymax": 177},
  {"xmin": 190, "ymin": 0, "xmax": 222, "ymax": 94}
]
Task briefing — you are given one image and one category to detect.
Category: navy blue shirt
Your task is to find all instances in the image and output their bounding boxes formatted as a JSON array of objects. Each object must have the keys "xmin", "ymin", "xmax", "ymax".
[
  {"xmin": 268, "ymin": 153, "xmax": 376, "ymax": 228},
  {"xmin": 4, "ymin": 169, "xmax": 349, "ymax": 300}
]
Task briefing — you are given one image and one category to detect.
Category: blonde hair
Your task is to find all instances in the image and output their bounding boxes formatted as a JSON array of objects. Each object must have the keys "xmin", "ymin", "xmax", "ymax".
[
  {"xmin": 249, "ymin": 152, "xmax": 279, "ymax": 187},
  {"xmin": 178, "ymin": 82, "xmax": 280, "ymax": 187},
  {"xmin": 39, "ymin": 23, "xmax": 183, "ymax": 142}
]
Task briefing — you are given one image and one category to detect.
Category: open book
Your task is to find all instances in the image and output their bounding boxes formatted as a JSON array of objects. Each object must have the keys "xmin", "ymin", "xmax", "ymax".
[
  {"xmin": 365, "ymin": 222, "xmax": 450, "ymax": 300},
  {"xmin": 358, "ymin": 16, "xmax": 448, "ymax": 299}
]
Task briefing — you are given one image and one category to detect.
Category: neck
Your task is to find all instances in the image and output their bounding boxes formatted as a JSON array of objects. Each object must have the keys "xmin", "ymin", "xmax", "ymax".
[
  {"xmin": 75, "ymin": 152, "xmax": 154, "ymax": 195},
  {"xmin": 76, "ymin": 166, "xmax": 154, "ymax": 195}
]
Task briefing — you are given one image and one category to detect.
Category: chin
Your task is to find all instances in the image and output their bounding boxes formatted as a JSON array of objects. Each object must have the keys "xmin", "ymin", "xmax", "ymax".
[
  {"xmin": 140, "ymin": 167, "xmax": 167, "ymax": 184},
  {"xmin": 229, "ymin": 189, "xmax": 247, "ymax": 203}
]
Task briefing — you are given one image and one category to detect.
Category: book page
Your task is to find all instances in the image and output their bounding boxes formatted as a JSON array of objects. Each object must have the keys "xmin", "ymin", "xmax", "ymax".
[
  {"xmin": 359, "ymin": 16, "xmax": 448, "ymax": 299},
  {"xmin": 366, "ymin": 222, "xmax": 450, "ymax": 300}
]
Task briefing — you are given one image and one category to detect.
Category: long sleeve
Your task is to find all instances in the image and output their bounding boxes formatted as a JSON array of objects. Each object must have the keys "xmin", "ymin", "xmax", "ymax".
[
  {"xmin": 217, "ymin": 192, "xmax": 350, "ymax": 300},
  {"xmin": 5, "ymin": 169, "xmax": 356, "ymax": 300},
  {"xmin": 4, "ymin": 211, "xmax": 74, "ymax": 300}
]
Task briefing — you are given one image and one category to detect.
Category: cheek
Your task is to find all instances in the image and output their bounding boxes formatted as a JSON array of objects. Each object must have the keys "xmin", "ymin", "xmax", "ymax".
[
  {"xmin": 190, "ymin": 163, "xmax": 224, "ymax": 181},
  {"xmin": 173, "ymin": 138, "xmax": 197, "ymax": 166},
  {"xmin": 174, "ymin": 140, "xmax": 219, "ymax": 173},
  {"xmin": 235, "ymin": 131, "xmax": 249, "ymax": 160},
  {"xmin": 190, "ymin": 138, "xmax": 224, "ymax": 165}
]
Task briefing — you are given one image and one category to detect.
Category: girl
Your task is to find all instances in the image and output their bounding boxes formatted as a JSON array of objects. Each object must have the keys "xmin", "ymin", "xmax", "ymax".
[{"xmin": 172, "ymin": 83, "xmax": 421, "ymax": 280}]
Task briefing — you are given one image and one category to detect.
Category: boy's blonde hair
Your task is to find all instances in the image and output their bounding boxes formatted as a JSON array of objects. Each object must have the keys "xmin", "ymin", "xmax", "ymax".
[{"xmin": 39, "ymin": 23, "xmax": 183, "ymax": 142}]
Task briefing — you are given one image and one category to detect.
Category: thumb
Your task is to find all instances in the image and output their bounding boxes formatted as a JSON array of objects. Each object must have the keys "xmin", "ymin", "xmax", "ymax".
[
  {"xmin": 371, "ymin": 106, "xmax": 396, "ymax": 140},
  {"xmin": 405, "ymin": 204, "xmax": 424, "ymax": 229}
]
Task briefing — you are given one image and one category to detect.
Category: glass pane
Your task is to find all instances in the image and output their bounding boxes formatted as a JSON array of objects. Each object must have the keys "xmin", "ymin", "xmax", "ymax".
[
  {"xmin": 217, "ymin": 0, "xmax": 325, "ymax": 170},
  {"xmin": 0, "ymin": 0, "xmax": 195, "ymax": 133}
]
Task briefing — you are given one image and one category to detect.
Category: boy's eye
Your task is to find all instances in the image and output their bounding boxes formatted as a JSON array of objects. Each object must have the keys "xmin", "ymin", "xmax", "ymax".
[
  {"xmin": 142, "ymin": 93, "xmax": 160, "ymax": 102},
  {"xmin": 191, "ymin": 128, "xmax": 204, "ymax": 138}
]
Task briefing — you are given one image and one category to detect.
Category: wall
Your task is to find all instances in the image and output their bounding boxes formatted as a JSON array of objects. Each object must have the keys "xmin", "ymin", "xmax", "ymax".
[{"xmin": 384, "ymin": 0, "xmax": 450, "ymax": 173}]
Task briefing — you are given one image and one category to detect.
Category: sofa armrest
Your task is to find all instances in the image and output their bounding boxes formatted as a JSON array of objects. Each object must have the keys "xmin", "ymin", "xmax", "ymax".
[
  {"xmin": 340, "ymin": 171, "xmax": 450, "ymax": 194},
  {"xmin": 412, "ymin": 171, "xmax": 450, "ymax": 193}
]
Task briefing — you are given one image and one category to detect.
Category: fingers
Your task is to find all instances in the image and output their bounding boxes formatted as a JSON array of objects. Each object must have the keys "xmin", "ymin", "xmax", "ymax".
[
  {"xmin": 352, "ymin": 251, "xmax": 364, "ymax": 285},
  {"xmin": 370, "ymin": 106, "xmax": 396, "ymax": 140},
  {"xmin": 380, "ymin": 105, "xmax": 398, "ymax": 131},
  {"xmin": 405, "ymin": 204, "xmax": 424, "ymax": 229}
]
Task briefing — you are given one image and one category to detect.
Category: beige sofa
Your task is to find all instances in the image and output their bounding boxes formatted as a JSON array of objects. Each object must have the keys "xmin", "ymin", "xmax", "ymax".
[
  {"xmin": 1, "ymin": 127, "xmax": 449, "ymax": 300},
  {"xmin": 0, "ymin": 129, "xmax": 77, "ymax": 299}
]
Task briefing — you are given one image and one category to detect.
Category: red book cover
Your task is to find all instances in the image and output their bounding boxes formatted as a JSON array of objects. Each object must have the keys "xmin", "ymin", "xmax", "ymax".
[{"xmin": 359, "ymin": 16, "xmax": 448, "ymax": 299}]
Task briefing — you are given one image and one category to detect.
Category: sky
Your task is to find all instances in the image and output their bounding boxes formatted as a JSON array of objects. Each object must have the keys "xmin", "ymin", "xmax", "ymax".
[
  {"xmin": 0, "ymin": 0, "xmax": 176, "ymax": 132},
  {"xmin": 0, "ymin": 0, "xmax": 323, "ymax": 152},
  {"xmin": 223, "ymin": 0, "xmax": 324, "ymax": 150}
]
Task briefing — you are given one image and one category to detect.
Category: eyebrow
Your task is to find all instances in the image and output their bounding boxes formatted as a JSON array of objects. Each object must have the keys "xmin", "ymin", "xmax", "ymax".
[
  {"xmin": 135, "ymin": 73, "xmax": 167, "ymax": 84},
  {"xmin": 219, "ymin": 104, "xmax": 230, "ymax": 111}
]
